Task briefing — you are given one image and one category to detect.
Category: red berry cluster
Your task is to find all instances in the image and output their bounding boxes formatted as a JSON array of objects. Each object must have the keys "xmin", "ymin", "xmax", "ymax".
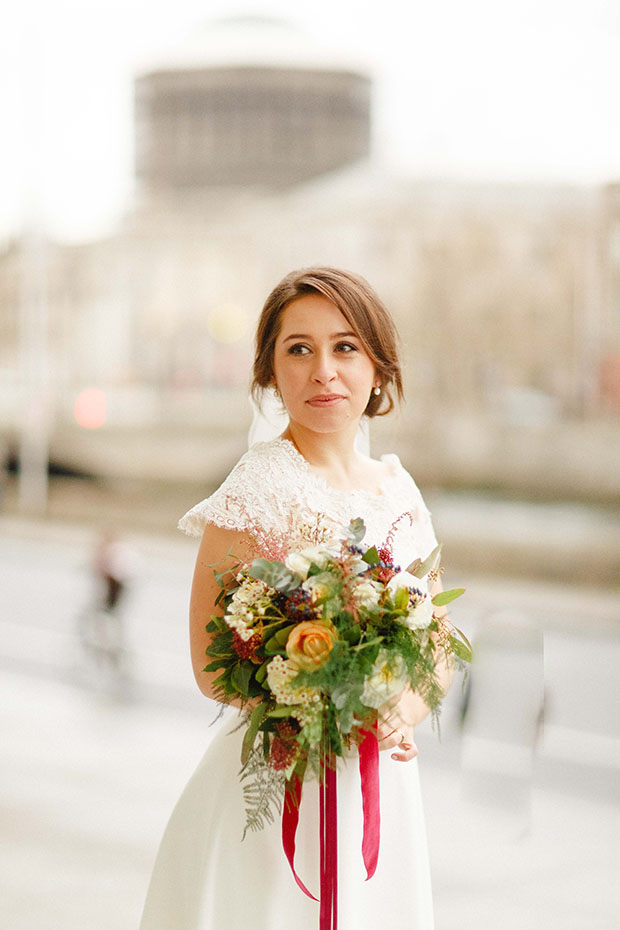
[
  {"xmin": 232, "ymin": 630, "xmax": 262, "ymax": 661},
  {"xmin": 269, "ymin": 719, "xmax": 300, "ymax": 771},
  {"xmin": 269, "ymin": 735, "xmax": 297, "ymax": 771},
  {"xmin": 276, "ymin": 719, "xmax": 300, "ymax": 739}
]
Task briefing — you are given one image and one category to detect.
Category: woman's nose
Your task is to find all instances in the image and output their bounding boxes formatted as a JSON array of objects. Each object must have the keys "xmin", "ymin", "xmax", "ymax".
[{"xmin": 311, "ymin": 351, "xmax": 337, "ymax": 384}]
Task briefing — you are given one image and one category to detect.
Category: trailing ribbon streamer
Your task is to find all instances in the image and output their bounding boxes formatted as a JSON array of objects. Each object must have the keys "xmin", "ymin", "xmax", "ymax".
[
  {"xmin": 281, "ymin": 727, "xmax": 381, "ymax": 930},
  {"xmin": 358, "ymin": 724, "xmax": 380, "ymax": 881},
  {"xmin": 282, "ymin": 770, "xmax": 318, "ymax": 901},
  {"xmin": 319, "ymin": 754, "xmax": 338, "ymax": 929}
]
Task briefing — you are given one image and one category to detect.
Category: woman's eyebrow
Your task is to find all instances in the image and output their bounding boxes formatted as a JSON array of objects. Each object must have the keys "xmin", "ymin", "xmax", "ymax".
[{"xmin": 282, "ymin": 331, "xmax": 358, "ymax": 343}]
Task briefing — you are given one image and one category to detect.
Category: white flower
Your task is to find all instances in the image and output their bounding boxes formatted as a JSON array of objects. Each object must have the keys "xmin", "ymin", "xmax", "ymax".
[
  {"xmin": 285, "ymin": 546, "xmax": 330, "ymax": 579},
  {"xmin": 387, "ymin": 570, "xmax": 429, "ymax": 597},
  {"xmin": 224, "ymin": 577, "xmax": 271, "ymax": 639},
  {"xmin": 405, "ymin": 595, "xmax": 434, "ymax": 630},
  {"xmin": 266, "ymin": 655, "xmax": 322, "ymax": 706},
  {"xmin": 352, "ymin": 578, "xmax": 381, "ymax": 609},
  {"xmin": 387, "ymin": 571, "xmax": 434, "ymax": 630},
  {"xmin": 361, "ymin": 649, "xmax": 408, "ymax": 709},
  {"xmin": 301, "ymin": 572, "xmax": 333, "ymax": 602}
]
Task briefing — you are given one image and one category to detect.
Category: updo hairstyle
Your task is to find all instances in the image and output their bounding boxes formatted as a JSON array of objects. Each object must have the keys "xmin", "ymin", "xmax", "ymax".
[{"xmin": 252, "ymin": 266, "xmax": 403, "ymax": 417}]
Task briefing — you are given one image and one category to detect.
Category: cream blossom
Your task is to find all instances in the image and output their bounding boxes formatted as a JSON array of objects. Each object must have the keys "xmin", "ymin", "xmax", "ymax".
[
  {"xmin": 224, "ymin": 576, "xmax": 272, "ymax": 640},
  {"xmin": 387, "ymin": 571, "xmax": 434, "ymax": 631},
  {"xmin": 301, "ymin": 573, "xmax": 332, "ymax": 602},
  {"xmin": 351, "ymin": 578, "xmax": 381, "ymax": 609},
  {"xmin": 387, "ymin": 570, "xmax": 429, "ymax": 597},
  {"xmin": 266, "ymin": 655, "xmax": 322, "ymax": 706},
  {"xmin": 361, "ymin": 649, "xmax": 409, "ymax": 709},
  {"xmin": 285, "ymin": 546, "xmax": 330, "ymax": 579}
]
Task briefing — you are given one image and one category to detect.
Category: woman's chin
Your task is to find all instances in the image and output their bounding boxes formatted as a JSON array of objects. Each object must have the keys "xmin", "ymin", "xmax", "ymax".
[{"xmin": 288, "ymin": 409, "xmax": 363, "ymax": 436}]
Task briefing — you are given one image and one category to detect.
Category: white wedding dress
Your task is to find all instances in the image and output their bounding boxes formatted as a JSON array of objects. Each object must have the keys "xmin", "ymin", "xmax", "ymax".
[{"xmin": 139, "ymin": 439, "xmax": 437, "ymax": 930}]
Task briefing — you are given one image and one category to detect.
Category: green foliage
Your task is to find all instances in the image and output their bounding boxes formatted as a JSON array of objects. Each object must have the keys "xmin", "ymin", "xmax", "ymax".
[
  {"xmin": 448, "ymin": 635, "xmax": 472, "ymax": 664},
  {"xmin": 408, "ymin": 543, "xmax": 442, "ymax": 578},
  {"xmin": 206, "ymin": 632, "xmax": 233, "ymax": 657},
  {"xmin": 241, "ymin": 703, "xmax": 269, "ymax": 765},
  {"xmin": 362, "ymin": 545, "xmax": 380, "ymax": 565},
  {"xmin": 231, "ymin": 662, "xmax": 253, "ymax": 697},
  {"xmin": 345, "ymin": 518, "xmax": 366, "ymax": 545},
  {"xmin": 432, "ymin": 587, "xmax": 466, "ymax": 607},
  {"xmin": 239, "ymin": 746, "xmax": 286, "ymax": 839},
  {"xmin": 264, "ymin": 623, "xmax": 296, "ymax": 655},
  {"xmin": 268, "ymin": 706, "xmax": 295, "ymax": 718},
  {"xmin": 249, "ymin": 558, "xmax": 301, "ymax": 594}
]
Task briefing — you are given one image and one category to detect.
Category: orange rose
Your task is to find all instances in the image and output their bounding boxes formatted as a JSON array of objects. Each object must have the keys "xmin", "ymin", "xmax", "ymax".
[{"xmin": 286, "ymin": 620, "xmax": 337, "ymax": 671}]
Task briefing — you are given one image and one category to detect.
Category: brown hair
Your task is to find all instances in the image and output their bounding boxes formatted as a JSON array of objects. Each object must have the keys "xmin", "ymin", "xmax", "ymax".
[{"xmin": 252, "ymin": 266, "xmax": 403, "ymax": 417}]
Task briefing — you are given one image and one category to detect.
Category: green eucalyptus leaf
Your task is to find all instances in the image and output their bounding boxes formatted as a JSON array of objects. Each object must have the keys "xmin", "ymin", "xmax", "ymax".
[
  {"xmin": 275, "ymin": 624, "xmax": 296, "ymax": 646},
  {"xmin": 362, "ymin": 546, "xmax": 380, "ymax": 565},
  {"xmin": 264, "ymin": 633, "xmax": 287, "ymax": 655},
  {"xmin": 431, "ymin": 587, "xmax": 465, "ymax": 607},
  {"xmin": 453, "ymin": 625, "xmax": 473, "ymax": 652},
  {"xmin": 394, "ymin": 587, "xmax": 410, "ymax": 611},
  {"xmin": 345, "ymin": 518, "xmax": 366, "ymax": 545},
  {"xmin": 241, "ymin": 702, "xmax": 269, "ymax": 765},
  {"xmin": 449, "ymin": 635, "xmax": 472, "ymax": 663},
  {"xmin": 268, "ymin": 706, "xmax": 295, "ymax": 718},
  {"xmin": 408, "ymin": 543, "xmax": 443, "ymax": 578},
  {"xmin": 248, "ymin": 559, "xmax": 301, "ymax": 594}
]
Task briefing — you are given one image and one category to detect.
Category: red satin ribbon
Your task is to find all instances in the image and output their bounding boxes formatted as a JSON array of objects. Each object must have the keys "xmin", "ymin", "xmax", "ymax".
[
  {"xmin": 319, "ymin": 756, "xmax": 338, "ymax": 929},
  {"xmin": 282, "ymin": 771, "xmax": 318, "ymax": 901},
  {"xmin": 282, "ymin": 727, "xmax": 381, "ymax": 930},
  {"xmin": 358, "ymin": 725, "xmax": 380, "ymax": 881}
]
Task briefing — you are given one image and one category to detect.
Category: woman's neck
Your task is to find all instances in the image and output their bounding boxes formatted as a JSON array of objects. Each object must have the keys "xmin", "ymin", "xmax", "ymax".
[{"xmin": 281, "ymin": 422, "xmax": 379, "ymax": 493}]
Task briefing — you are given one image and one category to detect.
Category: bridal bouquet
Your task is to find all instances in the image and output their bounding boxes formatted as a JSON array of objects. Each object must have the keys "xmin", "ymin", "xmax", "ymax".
[
  {"xmin": 204, "ymin": 516, "xmax": 470, "ymax": 833},
  {"xmin": 204, "ymin": 515, "xmax": 469, "ymax": 929}
]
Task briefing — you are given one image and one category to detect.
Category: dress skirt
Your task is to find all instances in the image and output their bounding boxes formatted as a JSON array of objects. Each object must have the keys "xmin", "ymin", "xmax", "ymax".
[{"xmin": 139, "ymin": 709, "xmax": 434, "ymax": 929}]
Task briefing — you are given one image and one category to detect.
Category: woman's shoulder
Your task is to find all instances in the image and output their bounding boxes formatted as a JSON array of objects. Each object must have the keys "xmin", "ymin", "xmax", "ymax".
[
  {"xmin": 375, "ymin": 452, "xmax": 433, "ymax": 514},
  {"xmin": 177, "ymin": 439, "xmax": 306, "ymax": 538}
]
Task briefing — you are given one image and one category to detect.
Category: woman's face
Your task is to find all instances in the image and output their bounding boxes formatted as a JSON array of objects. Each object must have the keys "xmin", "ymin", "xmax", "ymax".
[{"xmin": 272, "ymin": 293, "xmax": 377, "ymax": 436}]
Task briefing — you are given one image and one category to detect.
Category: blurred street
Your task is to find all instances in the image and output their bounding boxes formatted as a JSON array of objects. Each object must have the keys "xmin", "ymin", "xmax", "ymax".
[{"xmin": 1, "ymin": 514, "xmax": 619, "ymax": 930}]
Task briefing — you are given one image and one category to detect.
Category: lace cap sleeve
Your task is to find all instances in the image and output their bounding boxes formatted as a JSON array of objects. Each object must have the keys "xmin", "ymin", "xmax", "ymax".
[
  {"xmin": 177, "ymin": 441, "xmax": 298, "ymax": 539},
  {"xmin": 382, "ymin": 453, "xmax": 439, "ymax": 558}
]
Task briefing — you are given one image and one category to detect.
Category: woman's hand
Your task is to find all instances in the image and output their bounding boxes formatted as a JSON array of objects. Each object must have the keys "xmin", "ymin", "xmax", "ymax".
[{"xmin": 376, "ymin": 689, "xmax": 420, "ymax": 762}]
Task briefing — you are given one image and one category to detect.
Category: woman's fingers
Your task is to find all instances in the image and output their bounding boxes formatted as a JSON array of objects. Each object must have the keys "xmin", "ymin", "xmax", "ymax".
[
  {"xmin": 376, "ymin": 722, "xmax": 418, "ymax": 761},
  {"xmin": 391, "ymin": 740, "xmax": 419, "ymax": 763}
]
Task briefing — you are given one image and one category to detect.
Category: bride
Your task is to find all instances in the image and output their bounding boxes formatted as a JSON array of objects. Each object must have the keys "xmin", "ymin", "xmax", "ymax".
[{"xmin": 139, "ymin": 266, "xmax": 454, "ymax": 930}]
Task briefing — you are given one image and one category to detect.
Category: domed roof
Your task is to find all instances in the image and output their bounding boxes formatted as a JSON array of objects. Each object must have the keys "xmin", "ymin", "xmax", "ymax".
[{"xmin": 137, "ymin": 15, "xmax": 369, "ymax": 76}]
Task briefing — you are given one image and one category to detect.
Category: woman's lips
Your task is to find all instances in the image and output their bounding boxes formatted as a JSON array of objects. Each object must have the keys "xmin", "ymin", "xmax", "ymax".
[{"xmin": 306, "ymin": 394, "xmax": 345, "ymax": 407}]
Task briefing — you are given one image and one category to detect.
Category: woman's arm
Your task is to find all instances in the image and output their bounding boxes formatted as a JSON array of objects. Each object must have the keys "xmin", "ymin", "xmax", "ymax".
[
  {"xmin": 377, "ymin": 573, "xmax": 456, "ymax": 762},
  {"xmin": 189, "ymin": 522, "xmax": 256, "ymax": 703}
]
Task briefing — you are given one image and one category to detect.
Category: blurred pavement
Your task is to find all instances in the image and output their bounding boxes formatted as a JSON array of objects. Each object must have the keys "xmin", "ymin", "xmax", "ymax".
[{"xmin": 1, "ymin": 516, "xmax": 619, "ymax": 930}]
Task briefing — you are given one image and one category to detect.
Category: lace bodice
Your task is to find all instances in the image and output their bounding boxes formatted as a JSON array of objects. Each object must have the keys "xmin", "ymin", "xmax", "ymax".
[{"xmin": 179, "ymin": 439, "xmax": 437, "ymax": 568}]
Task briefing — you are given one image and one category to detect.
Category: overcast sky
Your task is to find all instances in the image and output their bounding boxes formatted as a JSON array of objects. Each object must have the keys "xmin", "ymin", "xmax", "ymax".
[{"xmin": 3, "ymin": 0, "xmax": 620, "ymax": 242}]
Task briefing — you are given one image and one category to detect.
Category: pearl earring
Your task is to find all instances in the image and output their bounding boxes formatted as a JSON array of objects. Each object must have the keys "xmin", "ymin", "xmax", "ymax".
[
  {"xmin": 273, "ymin": 385, "xmax": 280, "ymax": 399},
  {"xmin": 373, "ymin": 385, "xmax": 381, "ymax": 396}
]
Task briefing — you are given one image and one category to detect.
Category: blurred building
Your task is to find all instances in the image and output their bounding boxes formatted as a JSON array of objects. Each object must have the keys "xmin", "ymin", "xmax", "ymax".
[
  {"xmin": 599, "ymin": 182, "xmax": 620, "ymax": 413},
  {"xmin": 134, "ymin": 17, "xmax": 371, "ymax": 196},
  {"xmin": 1, "ymin": 15, "xmax": 619, "ymax": 496}
]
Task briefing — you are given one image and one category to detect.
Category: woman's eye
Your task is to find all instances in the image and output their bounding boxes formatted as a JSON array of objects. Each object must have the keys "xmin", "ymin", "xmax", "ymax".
[
  {"xmin": 287, "ymin": 343, "xmax": 310, "ymax": 355},
  {"xmin": 335, "ymin": 342, "xmax": 357, "ymax": 353}
]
